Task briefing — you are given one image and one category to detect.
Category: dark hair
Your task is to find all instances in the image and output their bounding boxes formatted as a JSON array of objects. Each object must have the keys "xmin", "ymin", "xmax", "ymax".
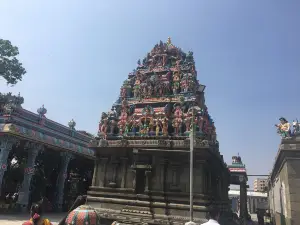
[
  {"xmin": 207, "ymin": 205, "xmax": 220, "ymax": 220},
  {"xmin": 30, "ymin": 204, "xmax": 43, "ymax": 225},
  {"xmin": 232, "ymin": 213, "xmax": 239, "ymax": 220},
  {"xmin": 247, "ymin": 214, "xmax": 252, "ymax": 221}
]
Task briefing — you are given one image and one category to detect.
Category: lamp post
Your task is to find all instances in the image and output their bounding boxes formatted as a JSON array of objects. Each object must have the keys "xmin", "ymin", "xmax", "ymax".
[
  {"xmin": 188, "ymin": 84, "xmax": 205, "ymax": 224},
  {"xmin": 189, "ymin": 105, "xmax": 201, "ymax": 223},
  {"xmin": 189, "ymin": 106, "xmax": 195, "ymax": 222}
]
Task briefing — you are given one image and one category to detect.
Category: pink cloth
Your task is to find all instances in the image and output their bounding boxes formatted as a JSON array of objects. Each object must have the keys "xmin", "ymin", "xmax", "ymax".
[{"xmin": 22, "ymin": 221, "xmax": 32, "ymax": 225}]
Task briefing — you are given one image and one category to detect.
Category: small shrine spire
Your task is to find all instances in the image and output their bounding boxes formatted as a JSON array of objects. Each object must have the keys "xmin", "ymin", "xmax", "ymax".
[{"xmin": 167, "ymin": 37, "xmax": 172, "ymax": 45}]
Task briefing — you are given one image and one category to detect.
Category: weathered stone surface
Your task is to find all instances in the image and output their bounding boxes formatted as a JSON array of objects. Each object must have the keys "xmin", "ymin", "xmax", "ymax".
[{"xmin": 269, "ymin": 137, "xmax": 300, "ymax": 225}]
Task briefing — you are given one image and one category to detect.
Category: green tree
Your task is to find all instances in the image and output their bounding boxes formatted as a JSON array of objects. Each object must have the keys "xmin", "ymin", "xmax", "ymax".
[{"xmin": 0, "ymin": 39, "xmax": 26, "ymax": 85}]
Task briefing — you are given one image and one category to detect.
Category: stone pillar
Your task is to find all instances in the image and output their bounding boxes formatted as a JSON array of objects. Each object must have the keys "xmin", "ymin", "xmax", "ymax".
[
  {"xmin": 151, "ymin": 157, "xmax": 163, "ymax": 191},
  {"xmin": 120, "ymin": 158, "xmax": 128, "ymax": 188},
  {"xmin": 195, "ymin": 161, "xmax": 204, "ymax": 194},
  {"xmin": 202, "ymin": 167, "xmax": 208, "ymax": 194},
  {"xmin": 132, "ymin": 169, "xmax": 136, "ymax": 191},
  {"xmin": 55, "ymin": 152, "xmax": 73, "ymax": 211},
  {"xmin": 160, "ymin": 159, "xmax": 167, "ymax": 191},
  {"xmin": 207, "ymin": 169, "xmax": 212, "ymax": 194},
  {"xmin": 239, "ymin": 181, "xmax": 248, "ymax": 224},
  {"xmin": 17, "ymin": 142, "xmax": 43, "ymax": 211},
  {"xmin": 145, "ymin": 170, "xmax": 151, "ymax": 192},
  {"xmin": 108, "ymin": 161, "xmax": 119, "ymax": 187},
  {"xmin": 92, "ymin": 159, "xmax": 98, "ymax": 186},
  {"xmin": 97, "ymin": 158, "xmax": 108, "ymax": 187},
  {"xmin": 0, "ymin": 135, "xmax": 18, "ymax": 195}
]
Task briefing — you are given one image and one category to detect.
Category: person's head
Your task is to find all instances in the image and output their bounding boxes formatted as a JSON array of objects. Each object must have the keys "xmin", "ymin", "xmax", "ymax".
[
  {"xmin": 247, "ymin": 214, "xmax": 252, "ymax": 221},
  {"xmin": 30, "ymin": 204, "xmax": 43, "ymax": 225},
  {"xmin": 207, "ymin": 205, "xmax": 220, "ymax": 221},
  {"xmin": 279, "ymin": 117, "xmax": 288, "ymax": 124},
  {"xmin": 232, "ymin": 213, "xmax": 239, "ymax": 222}
]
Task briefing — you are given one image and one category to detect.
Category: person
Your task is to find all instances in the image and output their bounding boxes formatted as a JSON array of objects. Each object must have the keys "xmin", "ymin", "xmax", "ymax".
[
  {"xmin": 264, "ymin": 210, "xmax": 271, "ymax": 225},
  {"xmin": 232, "ymin": 213, "xmax": 240, "ymax": 225},
  {"xmin": 256, "ymin": 208, "xmax": 264, "ymax": 225},
  {"xmin": 22, "ymin": 203, "xmax": 52, "ymax": 225},
  {"xmin": 246, "ymin": 214, "xmax": 254, "ymax": 225},
  {"xmin": 200, "ymin": 206, "xmax": 220, "ymax": 225}
]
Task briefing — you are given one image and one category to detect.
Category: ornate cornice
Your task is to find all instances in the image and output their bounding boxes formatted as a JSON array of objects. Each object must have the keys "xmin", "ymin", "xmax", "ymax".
[{"xmin": 0, "ymin": 123, "xmax": 94, "ymax": 158}]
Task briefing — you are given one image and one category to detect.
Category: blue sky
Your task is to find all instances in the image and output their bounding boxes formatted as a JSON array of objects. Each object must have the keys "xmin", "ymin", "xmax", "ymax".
[{"xmin": 1, "ymin": 0, "xmax": 300, "ymax": 188}]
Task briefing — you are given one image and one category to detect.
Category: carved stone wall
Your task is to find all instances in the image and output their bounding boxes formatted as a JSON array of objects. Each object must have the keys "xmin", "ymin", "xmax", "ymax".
[
  {"xmin": 88, "ymin": 147, "xmax": 230, "ymax": 224},
  {"xmin": 268, "ymin": 138, "xmax": 300, "ymax": 225}
]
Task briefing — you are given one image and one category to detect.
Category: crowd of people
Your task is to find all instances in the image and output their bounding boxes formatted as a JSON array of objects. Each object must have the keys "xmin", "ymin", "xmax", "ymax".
[{"xmin": 20, "ymin": 197, "xmax": 272, "ymax": 225}]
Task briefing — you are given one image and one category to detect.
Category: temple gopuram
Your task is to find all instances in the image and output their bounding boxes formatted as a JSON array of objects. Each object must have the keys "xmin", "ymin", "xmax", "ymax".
[
  {"xmin": 87, "ymin": 38, "xmax": 231, "ymax": 224},
  {"xmin": 227, "ymin": 155, "xmax": 248, "ymax": 223},
  {"xmin": 0, "ymin": 92, "xmax": 94, "ymax": 212}
]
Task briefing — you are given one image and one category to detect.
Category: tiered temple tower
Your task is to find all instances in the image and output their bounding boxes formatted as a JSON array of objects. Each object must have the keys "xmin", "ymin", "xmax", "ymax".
[{"xmin": 87, "ymin": 38, "xmax": 230, "ymax": 224}]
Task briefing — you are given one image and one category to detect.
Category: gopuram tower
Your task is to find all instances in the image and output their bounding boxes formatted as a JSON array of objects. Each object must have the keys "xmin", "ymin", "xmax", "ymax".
[{"xmin": 87, "ymin": 38, "xmax": 230, "ymax": 225}]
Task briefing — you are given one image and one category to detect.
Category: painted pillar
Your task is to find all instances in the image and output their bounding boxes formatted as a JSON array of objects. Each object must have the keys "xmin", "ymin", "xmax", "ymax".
[
  {"xmin": 56, "ymin": 152, "xmax": 73, "ymax": 211},
  {"xmin": 0, "ymin": 135, "xmax": 18, "ymax": 195},
  {"xmin": 17, "ymin": 142, "xmax": 43, "ymax": 210}
]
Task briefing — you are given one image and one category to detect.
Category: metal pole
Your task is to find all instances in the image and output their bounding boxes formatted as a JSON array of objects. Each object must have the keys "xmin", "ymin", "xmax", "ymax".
[{"xmin": 189, "ymin": 107, "xmax": 194, "ymax": 222}]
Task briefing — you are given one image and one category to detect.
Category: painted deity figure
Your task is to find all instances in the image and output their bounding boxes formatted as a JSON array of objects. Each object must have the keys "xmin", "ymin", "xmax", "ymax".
[
  {"xmin": 155, "ymin": 120, "xmax": 161, "ymax": 136},
  {"xmin": 275, "ymin": 117, "xmax": 291, "ymax": 138},
  {"xmin": 293, "ymin": 120, "xmax": 300, "ymax": 135},
  {"xmin": 147, "ymin": 85, "xmax": 153, "ymax": 98},
  {"xmin": 172, "ymin": 119, "xmax": 180, "ymax": 135},
  {"xmin": 176, "ymin": 60, "xmax": 181, "ymax": 70},
  {"xmin": 124, "ymin": 123, "xmax": 130, "ymax": 136},
  {"xmin": 162, "ymin": 118, "xmax": 168, "ymax": 136},
  {"xmin": 149, "ymin": 119, "xmax": 154, "ymax": 133},
  {"xmin": 162, "ymin": 54, "xmax": 167, "ymax": 67},
  {"xmin": 121, "ymin": 88, "xmax": 126, "ymax": 98},
  {"xmin": 172, "ymin": 72, "xmax": 180, "ymax": 94},
  {"xmin": 133, "ymin": 86, "xmax": 140, "ymax": 98},
  {"xmin": 173, "ymin": 106, "xmax": 183, "ymax": 135},
  {"xmin": 118, "ymin": 111, "xmax": 128, "ymax": 135},
  {"xmin": 180, "ymin": 76, "xmax": 189, "ymax": 93},
  {"xmin": 99, "ymin": 113, "xmax": 109, "ymax": 138},
  {"xmin": 131, "ymin": 119, "xmax": 138, "ymax": 136},
  {"xmin": 184, "ymin": 115, "xmax": 191, "ymax": 132},
  {"xmin": 133, "ymin": 79, "xmax": 141, "ymax": 98}
]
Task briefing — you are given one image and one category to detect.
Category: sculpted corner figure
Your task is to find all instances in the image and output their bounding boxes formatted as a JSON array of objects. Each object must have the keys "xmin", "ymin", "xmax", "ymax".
[
  {"xmin": 275, "ymin": 117, "xmax": 291, "ymax": 138},
  {"xmin": 292, "ymin": 119, "xmax": 300, "ymax": 134}
]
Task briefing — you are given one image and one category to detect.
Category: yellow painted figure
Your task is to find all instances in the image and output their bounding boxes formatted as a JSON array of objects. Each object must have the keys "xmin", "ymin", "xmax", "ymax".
[
  {"xmin": 156, "ymin": 120, "xmax": 160, "ymax": 136},
  {"xmin": 275, "ymin": 117, "xmax": 291, "ymax": 138}
]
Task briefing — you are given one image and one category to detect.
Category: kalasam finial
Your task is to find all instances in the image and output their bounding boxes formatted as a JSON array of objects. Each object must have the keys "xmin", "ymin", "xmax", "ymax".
[{"xmin": 167, "ymin": 37, "xmax": 172, "ymax": 45}]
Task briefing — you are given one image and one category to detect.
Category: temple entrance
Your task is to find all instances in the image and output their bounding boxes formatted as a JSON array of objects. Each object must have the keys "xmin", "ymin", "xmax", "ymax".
[
  {"xmin": 135, "ymin": 169, "xmax": 146, "ymax": 194},
  {"xmin": 64, "ymin": 157, "xmax": 93, "ymax": 211},
  {"xmin": 30, "ymin": 149, "xmax": 60, "ymax": 211}
]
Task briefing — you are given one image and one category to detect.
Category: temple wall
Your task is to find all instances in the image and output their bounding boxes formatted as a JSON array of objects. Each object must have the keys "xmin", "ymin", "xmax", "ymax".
[
  {"xmin": 268, "ymin": 139, "xmax": 300, "ymax": 225},
  {"xmin": 90, "ymin": 151, "xmax": 227, "ymax": 202}
]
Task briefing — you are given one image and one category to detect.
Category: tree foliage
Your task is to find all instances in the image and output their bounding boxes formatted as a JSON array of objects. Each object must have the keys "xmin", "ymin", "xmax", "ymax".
[{"xmin": 0, "ymin": 39, "xmax": 26, "ymax": 85}]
